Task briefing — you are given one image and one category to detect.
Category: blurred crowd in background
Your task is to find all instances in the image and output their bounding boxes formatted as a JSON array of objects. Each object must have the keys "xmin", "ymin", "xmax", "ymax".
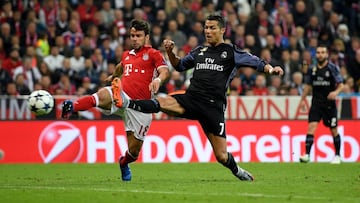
[{"xmin": 0, "ymin": 0, "xmax": 359, "ymax": 98}]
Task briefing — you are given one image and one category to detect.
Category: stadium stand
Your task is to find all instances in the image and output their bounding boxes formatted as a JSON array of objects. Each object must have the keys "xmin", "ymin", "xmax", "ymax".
[{"xmin": 0, "ymin": 0, "xmax": 359, "ymax": 97}]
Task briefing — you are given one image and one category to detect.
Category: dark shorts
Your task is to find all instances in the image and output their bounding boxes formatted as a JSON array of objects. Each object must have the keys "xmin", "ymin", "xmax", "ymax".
[
  {"xmin": 171, "ymin": 93, "xmax": 226, "ymax": 137},
  {"xmin": 308, "ymin": 101, "xmax": 338, "ymax": 128}
]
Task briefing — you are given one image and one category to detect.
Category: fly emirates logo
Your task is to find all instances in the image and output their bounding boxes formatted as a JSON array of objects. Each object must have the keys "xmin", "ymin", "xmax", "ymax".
[
  {"xmin": 195, "ymin": 58, "xmax": 224, "ymax": 71},
  {"xmin": 80, "ymin": 124, "xmax": 358, "ymax": 163}
]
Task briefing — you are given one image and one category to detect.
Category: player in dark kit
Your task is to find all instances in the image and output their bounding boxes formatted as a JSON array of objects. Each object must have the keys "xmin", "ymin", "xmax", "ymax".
[
  {"xmin": 299, "ymin": 45, "xmax": 344, "ymax": 164},
  {"xmin": 116, "ymin": 15, "xmax": 283, "ymax": 181}
]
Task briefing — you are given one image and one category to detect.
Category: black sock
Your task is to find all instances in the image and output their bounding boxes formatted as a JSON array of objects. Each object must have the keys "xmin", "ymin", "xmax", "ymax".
[
  {"xmin": 128, "ymin": 99, "xmax": 160, "ymax": 113},
  {"xmin": 333, "ymin": 134, "xmax": 341, "ymax": 156},
  {"xmin": 221, "ymin": 152, "xmax": 238, "ymax": 174},
  {"xmin": 305, "ymin": 134, "xmax": 314, "ymax": 154}
]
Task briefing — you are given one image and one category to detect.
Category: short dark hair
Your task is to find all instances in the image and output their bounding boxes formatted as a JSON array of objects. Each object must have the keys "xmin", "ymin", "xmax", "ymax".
[
  {"xmin": 130, "ymin": 19, "xmax": 150, "ymax": 36},
  {"xmin": 206, "ymin": 15, "xmax": 225, "ymax": 29},
  {"xmin": 317, "ymin": 44, "xmax": 329, "ymax": 52}
]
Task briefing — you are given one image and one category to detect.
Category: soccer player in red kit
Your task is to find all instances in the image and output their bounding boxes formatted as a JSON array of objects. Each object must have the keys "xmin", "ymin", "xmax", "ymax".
[{"xmin": 61, "ymin": 19, "xmax": 170, "ymax": 181}]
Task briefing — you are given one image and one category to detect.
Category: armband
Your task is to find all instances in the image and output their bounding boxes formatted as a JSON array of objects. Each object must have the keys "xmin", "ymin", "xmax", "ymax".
[{"xmin": 154, "ymin": 77, "xmax": 162, "ymax": 83}]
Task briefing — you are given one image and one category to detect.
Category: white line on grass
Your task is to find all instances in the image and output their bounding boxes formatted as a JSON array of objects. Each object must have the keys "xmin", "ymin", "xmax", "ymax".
[{"xmin": 0, "ymin": 185, "xmax": 356, "ymax": 201}]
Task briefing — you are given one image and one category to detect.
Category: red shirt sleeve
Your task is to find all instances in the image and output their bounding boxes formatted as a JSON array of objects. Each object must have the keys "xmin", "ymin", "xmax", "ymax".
[{"xmin": 150, "ymin": 49, "xmax": 167, "ymax": 70}]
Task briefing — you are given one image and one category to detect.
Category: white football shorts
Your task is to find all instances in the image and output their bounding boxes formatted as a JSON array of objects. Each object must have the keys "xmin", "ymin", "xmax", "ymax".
[{"xmin": 100, "ymin": 86, "xmax": 152, "ymax": 141}]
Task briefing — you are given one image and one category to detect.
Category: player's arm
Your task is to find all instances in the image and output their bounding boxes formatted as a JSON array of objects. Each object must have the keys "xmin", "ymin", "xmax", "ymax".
[
  {"xmin": 327, "ymin": 64, "xmax": 344, "ymax": 100},
  {"xmin": 301, "ymin": 84, "xmax": 312, "ymax": 101},
  {"xmin": 113, "ymin": 63, "xmax": 123, "ymax": 78},
  {"xmin": 150, "ymin": 66, "xmax": 170, "ymax": 93},
  {"xmin": 150, "ymin": 66, "xmax": 170, "ymax": 94},
  {"xmin": 163, "ymin": 39, "xmax": 180, "ymax": 68},
  {"xmin": 264, "ymin": 64, "xmax": 284, "ymax": 75},
  {"xmin": 149, "ymin": 49, "xmax": 171, "ymax": 93},
  {"xmin": 234, "ymin": 48, "xmax": 283, "ymax": 75},
  {"xmin": 106, "ymin": 63, "xmax": 123, "ymax": 81},
  {"xmin": 299, "ymin": 84, "xmax": 312, "ymax": 110},
  {"xmin": 301, "ymin": 66, "xmax": 313, "ymax": 101},
  {"xmin": 328, "ymin": 82, "xmax": 344, "ymax": 100},
  {"xmin": 156, "ymin": 66, "xmax": 170, "ymax": 83},
  {"xmin": 163, "ymin": 39, "xmax": 196, "ymax": 72}
]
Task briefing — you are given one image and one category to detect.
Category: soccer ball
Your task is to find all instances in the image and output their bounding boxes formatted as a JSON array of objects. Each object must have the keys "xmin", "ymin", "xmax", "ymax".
[{"xmin": 27, "ymin": 90, "xmax": 54, "ymax": 115}]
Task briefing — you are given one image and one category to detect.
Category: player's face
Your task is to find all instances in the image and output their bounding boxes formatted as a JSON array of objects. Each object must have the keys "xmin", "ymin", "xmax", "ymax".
[
  {"xmin": 204, "ymin": 20, "xmax": 225, "ymax": 46},
  {"xmin": 129, "ymin": 27, "xmax": 148, "ymax": 50},
  {"xmin": 316, "ymin": 47, "xmax": 328, "ymax": 64}
]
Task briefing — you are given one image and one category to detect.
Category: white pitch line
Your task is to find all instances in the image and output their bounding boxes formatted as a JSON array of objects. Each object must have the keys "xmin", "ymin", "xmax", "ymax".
[{"xmin": 0, "ymin": 185, "xmax": 357, "ymax": 201}]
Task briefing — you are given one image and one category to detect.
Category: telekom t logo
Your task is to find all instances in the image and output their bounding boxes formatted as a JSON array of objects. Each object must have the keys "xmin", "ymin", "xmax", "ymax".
[
  {"xmin": 38, "ymin": 121, "xmax": 84, "ymax": 163},
  {"xmin": 123, "ymin": 64, "xmax": 132, "ymax": 76}
]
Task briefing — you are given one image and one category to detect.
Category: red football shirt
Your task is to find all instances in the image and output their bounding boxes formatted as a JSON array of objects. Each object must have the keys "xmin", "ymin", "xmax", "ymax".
[{"xmin": 121, "ymin": 45, "xmax": 167, "ymax": 99}]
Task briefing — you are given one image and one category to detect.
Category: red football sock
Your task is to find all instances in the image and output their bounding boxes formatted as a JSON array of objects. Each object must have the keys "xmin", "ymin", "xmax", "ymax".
[
  {"xmin": 73, "ymin": 95, "xmax": 96, "ymax": 112},
  {"xmin": 120, "ymin": 150, "xmax": 137, "ymax": 166}
]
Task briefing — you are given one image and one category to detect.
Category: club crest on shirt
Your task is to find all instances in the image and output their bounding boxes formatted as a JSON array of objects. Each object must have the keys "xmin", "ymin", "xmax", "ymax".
[
  {"xmin": 125, "ymin": 56, "xmax": 130, "ymax": 60},
  {"xmin": 200, "ymin": 47, "xmax": 208, "ymax": 52},
  {"xmin": 325, "ymin": 71, "xmax": 330, "ymax": 77},
  {"xmin": 221, "ymin": 51, "xmax": 227, "ymax": 59},
  {"xmin": 143, "ymin": 53, "xmax": 149, "ymax": 61},
  {"xmin": 312, "ymin": 67, "xmax": 317, "ymax": 75},
  {"xmin": 199, "ymin": 47, "xmax": 208, "ymax": 56}
]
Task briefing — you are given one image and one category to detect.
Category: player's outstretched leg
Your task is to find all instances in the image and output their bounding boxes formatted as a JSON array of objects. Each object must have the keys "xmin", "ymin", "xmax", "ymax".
[
  {"xmin": 111, "ymin": 77, "xmax": 129, "ymax": 108},
  {"xmin": 233, "ymin": 166, "xmax": 254, "ymax": 181},
  {"xmin": 118, "ymin": 156, "xmax": 132, "ymax": 181},
  {"xmin": 61, "ymin": 100, "xmax": 73, "ymax": 119},
  {"xmin": 223, "ymin": 152, "xmax": 254, "ymax": 181}
]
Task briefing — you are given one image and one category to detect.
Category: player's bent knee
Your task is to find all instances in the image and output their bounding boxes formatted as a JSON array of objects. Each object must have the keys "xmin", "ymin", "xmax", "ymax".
[
  {"xmin": 97, "ymin": 89, "xmax": 111, "ymax": 103},
  {"xmin": 96, "ymin": 89, "xmax": 113, "ymax": 109}
]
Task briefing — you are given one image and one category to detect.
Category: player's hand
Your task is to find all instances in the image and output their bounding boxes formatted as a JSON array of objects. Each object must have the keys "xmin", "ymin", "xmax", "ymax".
[
  {"xmin": 105, "ymin": 75, "xmax": 113, "ymax": 82},
  {"xmin": 149, "ymin": 78, "xmax": 161, "ymax": 94},
  {"xmin": 300, "ymin": 99, "xmax": 307, "ymax": 111},
  {"xmin": 327, "ymin": 91, "xmax": 337, "ymax": 100},
  {"xmin": 270, "ymin": 66, "xmax": 284, "ymax": 76},
  {"xmin": 163, "ymin": 39, "xmax": 175, "ymax": 52}
]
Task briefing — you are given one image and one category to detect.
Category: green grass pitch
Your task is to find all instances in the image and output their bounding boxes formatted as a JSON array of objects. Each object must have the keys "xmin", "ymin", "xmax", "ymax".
[{"xmin": 0, "ymin": 163, "xmax": 359, "ymax": 203}]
